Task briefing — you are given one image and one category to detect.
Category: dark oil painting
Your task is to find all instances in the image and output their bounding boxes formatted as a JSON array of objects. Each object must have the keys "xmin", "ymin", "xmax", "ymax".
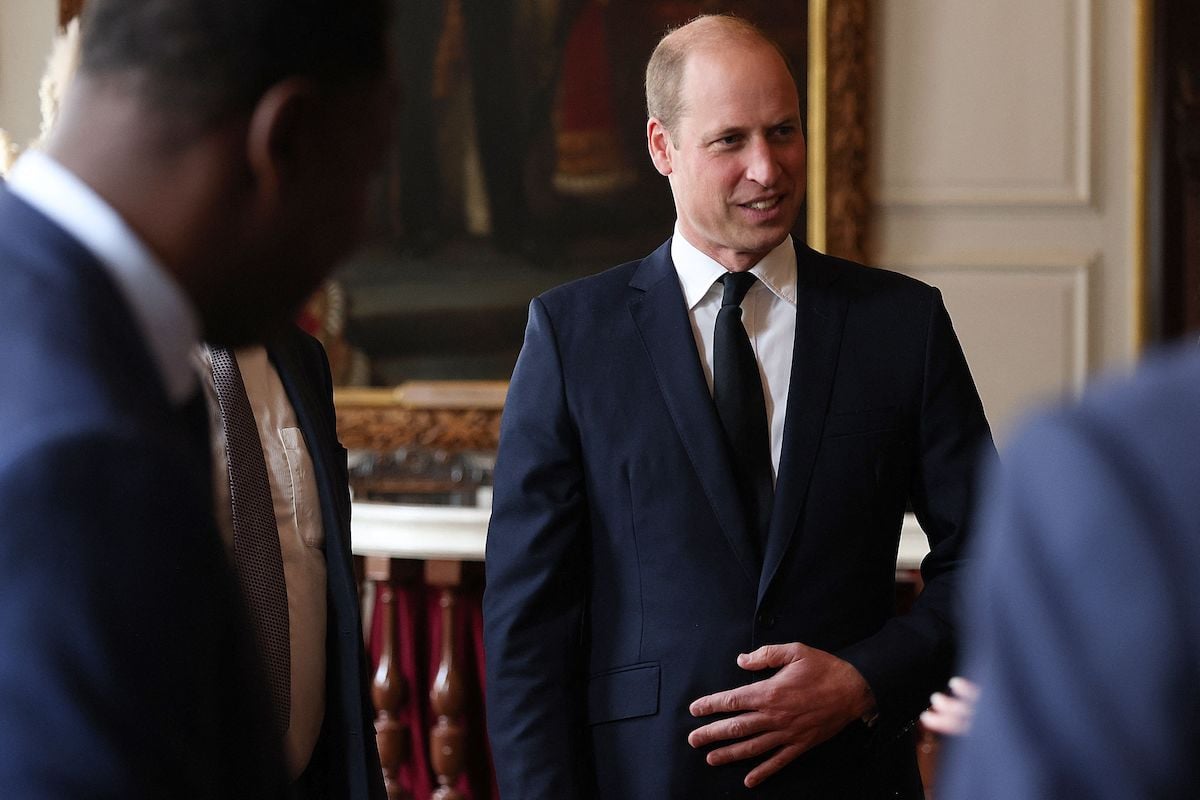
[{"xmin": 337, "ymin": 0, "xmax": 809, "ymax": 382}]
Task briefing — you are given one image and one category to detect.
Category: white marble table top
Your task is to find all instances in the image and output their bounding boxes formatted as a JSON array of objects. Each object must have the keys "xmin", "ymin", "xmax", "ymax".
[{"xmin": 351, "ymin": 502, "xmax": 933, "ymax": 572}]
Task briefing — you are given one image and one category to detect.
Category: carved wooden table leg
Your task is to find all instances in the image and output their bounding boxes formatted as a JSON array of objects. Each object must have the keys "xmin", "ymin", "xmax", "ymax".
[
  {"xmin": 368, "ymin": 555, "xmax": 413, "ymax": 800},
  {"xmin": 359, "ymin": 556, "xmax": 375, "ymax": 650},
  {"xmin": 426, "ymin": 559, "xmax": 466, "ymax": 800}
]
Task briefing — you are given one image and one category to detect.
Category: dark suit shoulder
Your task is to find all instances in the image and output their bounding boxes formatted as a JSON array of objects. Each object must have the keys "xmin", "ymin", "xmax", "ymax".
[
  {"xmin": 800, "ymin": 250, "xmax": 946, "ymax": 354},
  {"xmin": 1074, "ymin": 343, "xmax": 1200, "ymax": 425},
  {"xmin": 522, "ymin": 256, "xmax": 656, "ymax": 361},
  {"xmin": 536, "ymin": 258, "xmax": 645, "ymax": 311},
  {"xmin": 803, "ymin": 246, "xmax": 938, "ymax": 300},
  {"xmin": 1036, "ymin": 345, "xmax": 1200, "ymax": 513},
  {"xmin": 270, "ymin": 325, "xmax": 333, "ymax": 390},
  {"xmin": 0, "ymin": 244, "xmax": 165, "ymax": 436},
  {"xmin": 276, "ymin": 324, "xmax": 327, "ymax": 364},
  {"xmin": 1003, "ymin": 344, "xmax": 1200, "ymax": 467}
]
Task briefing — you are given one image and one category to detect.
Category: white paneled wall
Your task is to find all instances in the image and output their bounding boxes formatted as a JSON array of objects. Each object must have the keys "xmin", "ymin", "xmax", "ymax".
[
  {"xmin": 871, "ymin": 0, "xmax": 1142, "ymax": 443},
  {"xmin": 898, "ymin": 257, "xmax": 1090, "ymax": 433},
  {"xmin": 0, "ymin": 0, "xmax": 58, "ymax": 148}
]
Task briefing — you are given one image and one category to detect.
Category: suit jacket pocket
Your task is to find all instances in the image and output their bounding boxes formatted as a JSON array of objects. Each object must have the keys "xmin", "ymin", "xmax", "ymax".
[
  {"xmin": 279, "ymin": 426, "xmax": 323, "ymax": 548},
  {"xmin": 823, "ymin": 407, "xmax": 898, "ymax": 440},
  {"xmin": 587, "ymin": 662, "xmax": 659, "ymax": 726}
]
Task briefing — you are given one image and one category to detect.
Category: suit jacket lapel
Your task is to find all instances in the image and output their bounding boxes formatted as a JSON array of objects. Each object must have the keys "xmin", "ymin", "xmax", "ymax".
[
  {"xmin": 759, "ymin": 247, "xmax": 847, "ymax": 603},
  {"xmin": 628, "ymin": 241, "xmax": 759, "ymax": 586}
]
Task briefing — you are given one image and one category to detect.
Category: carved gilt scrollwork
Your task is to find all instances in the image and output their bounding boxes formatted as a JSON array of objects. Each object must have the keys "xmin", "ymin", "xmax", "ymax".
[
  {"xmin": 334, "ymin": 386, "xmax": 503, "ymax": 453},
  {"xmin": 825, "ymin": 0, "xmax": 871, "ymax": 264}
]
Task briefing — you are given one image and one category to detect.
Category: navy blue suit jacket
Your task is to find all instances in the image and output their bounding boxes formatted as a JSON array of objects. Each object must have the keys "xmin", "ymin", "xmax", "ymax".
[
  {"xmin": 941, "ymin": 347, "xmax": 1200, "ymax": 799},
  {"xmin": 268, "ymin": 330, "xmax": 385, "ymax": 800},
  {"xmin": 0, "ymin": 187, "xmax": 286, "ymax": 795},
  {"xmin": 484, "ymin": 241, "xmax": 994, "ymax": 798}
]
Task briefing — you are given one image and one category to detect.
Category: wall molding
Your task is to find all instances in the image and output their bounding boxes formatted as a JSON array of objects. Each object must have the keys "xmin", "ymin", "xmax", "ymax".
[
  {"xmin": 893, "ymin": 254, "xmax": 1094, "ymax": 391},
  {"xmin": 876, "ymin": 0, "xmax": 1093, "ymax": 209}
]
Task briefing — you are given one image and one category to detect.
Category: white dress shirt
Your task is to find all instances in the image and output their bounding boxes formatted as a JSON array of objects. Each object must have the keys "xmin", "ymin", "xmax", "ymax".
[
  {"xmin": 670, "ymin": 224, "xmax": 797, "ymax": 480},
  {"xmin": 196, "ymin": 345, "xmax": 328, "ymax": 780},
  {"xmin": 7, "ymin": 150, "xmax": 199, "ymax": 404}
]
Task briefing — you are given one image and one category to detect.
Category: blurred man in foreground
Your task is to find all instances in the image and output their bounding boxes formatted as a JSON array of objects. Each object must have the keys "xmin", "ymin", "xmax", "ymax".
[
  {"xmin": 0, "ymin": 0, "xmax": 392, "ymax": 796},
  {"xmin": 941, "ymin": 347, "xmax": 1200, "ymax": 798}
]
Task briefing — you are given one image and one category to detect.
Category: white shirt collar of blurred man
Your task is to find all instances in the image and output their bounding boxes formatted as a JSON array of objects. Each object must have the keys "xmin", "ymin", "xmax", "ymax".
[{"xmin": 8, "ymin": 149, "xmax": 200, "ymax": 405}]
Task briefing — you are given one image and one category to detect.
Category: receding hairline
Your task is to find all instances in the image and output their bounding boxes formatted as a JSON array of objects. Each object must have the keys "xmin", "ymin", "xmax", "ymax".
[
  {"xmin": 646, "ymin": 14, "xmax": 797, "ymax": 133},
  {"xmin": 659, "ymin": 14, "xmax": 782, "ymax": 57}
]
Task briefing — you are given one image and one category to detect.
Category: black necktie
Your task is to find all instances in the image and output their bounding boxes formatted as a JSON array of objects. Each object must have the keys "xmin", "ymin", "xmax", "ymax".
[
  {"xmin": 207, "ymin": 346, "xmax": 291, "ymax": 735},
  {"xmin": 713, "ymin": 272, "xmax": 774, "ymax": 553}
]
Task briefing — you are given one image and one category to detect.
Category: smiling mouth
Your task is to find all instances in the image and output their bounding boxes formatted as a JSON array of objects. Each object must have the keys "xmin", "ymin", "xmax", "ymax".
[{"xmin": 740, "ymin": 197, "xmax": 783, "ymax": 211}]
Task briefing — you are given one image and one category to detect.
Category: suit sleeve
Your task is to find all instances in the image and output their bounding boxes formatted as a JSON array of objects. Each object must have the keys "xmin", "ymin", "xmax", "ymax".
[
  {"xmin": 484, "ymin": 297, "xmax": 592, "ymax": 799},
  {"xmin": 940, "ymin": 411, "xmax": 1198, "ymax": 798},
  {"xmin": 297, "ymin": 329, "xmax": 355, "ymax": 567},
  {"xmin": 839, "ymin": 288, "xmax": 995, "ymax": 733}
]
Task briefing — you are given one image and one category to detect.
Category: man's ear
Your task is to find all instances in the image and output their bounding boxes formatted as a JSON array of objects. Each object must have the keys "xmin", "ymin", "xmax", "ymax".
[
  {"xmin": 244, "ymin": 77, "xmax": 320, "ymax": 208},
  {"xmin": 647, "ymin": 117, "xmax": 674, "ymax": 177}
]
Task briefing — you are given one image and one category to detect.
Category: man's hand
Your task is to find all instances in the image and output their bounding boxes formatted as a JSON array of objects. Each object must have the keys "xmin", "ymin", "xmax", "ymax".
[
  {"xmin": 919, "ymin": 676, "xmax": 980, "ymax": 737},
  {"xmin": 687, "ymin": 642, "xmax": 875, "ymax": 788}
]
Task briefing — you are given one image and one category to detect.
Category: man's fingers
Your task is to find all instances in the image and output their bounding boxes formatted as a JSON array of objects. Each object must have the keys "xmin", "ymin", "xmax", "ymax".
[
  {"xmin": 920, "ymin": 708, "xmax": 965, "ymax": 736},
  {"xmin": 736, "ymin": 642, "xmax": 802, "ymax": 671},
  {"xmin": 929, "ymin": 691, "xmax": 971, "ymax": 719},
  {"xmin": 690, "ymin": 686, "xmax": 756, "ymax": 717},
  {"xmin": 687, "ymin": 711, "xmax": 771, "ymax": 748},
  {"xmin": 702, "ymin": 730, "xmax": 791, "ymax": 766},
  {"xmin": 921, "ymin": 682, "xmax": 979, "ymax": 736},
  {"xmin": 693, "ymin": 642, "xmax": 804, "ymax": 714},
  {"xmin": 693, "ymin": 641, "xmax": 816, "ymax": 716},
  {"xmin": 743, "ymin": 743, "xmax": 804, "ymax": 788},
  {"xmin": 949, "ymin": 676, "xmax": 981, "ymax": 702},
  {"xmin": 921, "ymin": 693, "xmax": 972, "ymax": 736}
]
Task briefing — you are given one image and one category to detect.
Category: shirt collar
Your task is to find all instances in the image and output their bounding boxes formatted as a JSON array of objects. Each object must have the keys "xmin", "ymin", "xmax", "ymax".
[
  {"xmin": 8, "ymin": 149, "xmax": 201, "ymax": 405},
  {"xmin": 670, "ymin": 222, "xmax": 797, "ymax": 309}
]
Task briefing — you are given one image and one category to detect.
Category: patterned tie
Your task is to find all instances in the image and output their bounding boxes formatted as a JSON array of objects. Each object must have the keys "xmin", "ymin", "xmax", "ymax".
[
  {"xmin": 713, "ymin": 272, "xmax": 774, "ymax": 555},
  {"xmin": 207, "ymin": 346, "xmax": 290, "ymax": 734}
]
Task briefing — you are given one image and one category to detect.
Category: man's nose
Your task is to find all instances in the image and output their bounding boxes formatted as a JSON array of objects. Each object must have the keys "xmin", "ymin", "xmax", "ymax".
[{"xmin": 743, "ymin": 137, "xmax": 780, "ymax": 187}]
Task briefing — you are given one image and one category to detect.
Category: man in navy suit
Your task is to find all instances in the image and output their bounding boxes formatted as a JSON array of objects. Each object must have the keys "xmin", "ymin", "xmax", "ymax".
[
  {"xmin": 484, "ymin": 14, "xmax": 994, "ymax": 798},
  {"xmin": 939, "ymin": 347, "xmax": 1200, "ymax": 799},
  {"xmin": 0, "ymin": 0, "xmax": 393, "ymax": 796}
]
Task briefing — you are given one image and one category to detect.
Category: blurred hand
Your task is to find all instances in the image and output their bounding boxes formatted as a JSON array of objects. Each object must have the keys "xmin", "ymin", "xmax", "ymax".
[
  {"xmin": 920, "ymin": 676, "xmax": 980, "ymax": 736},
  {"xmin": 687, "ymin": 642, "xmax": 874, "ymax": 788}
]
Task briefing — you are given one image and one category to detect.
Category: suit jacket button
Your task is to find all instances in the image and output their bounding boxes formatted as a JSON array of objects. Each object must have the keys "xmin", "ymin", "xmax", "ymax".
[{"xmin": 757, "ymin": 613, "xmax": 776, "ymax": 629}]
